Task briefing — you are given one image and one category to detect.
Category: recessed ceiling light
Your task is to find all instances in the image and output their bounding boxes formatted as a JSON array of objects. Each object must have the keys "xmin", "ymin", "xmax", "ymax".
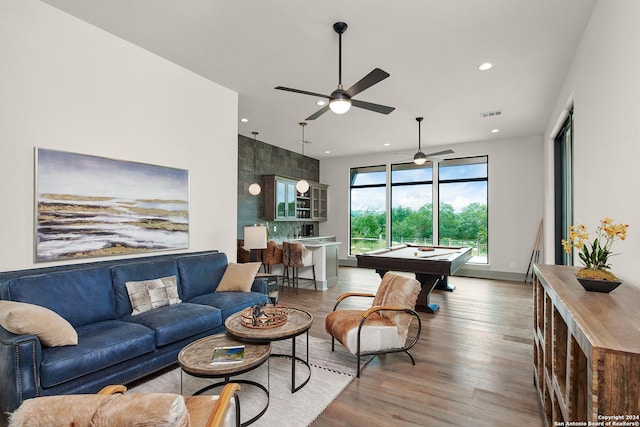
[
  {"xmin": 240, "ymin": 118, "xmax": 249, "ymax": 123},
  {"xmin": 383, "ymin": 143, "xmax": 390, "ymax": 146},
  {"xmin": 324, "ymin": 150, "xmax": 331, "ymax": 154},
  {"xmin": 491, "ymin": 128, "xmax": 500, "ymax": 133},
  {"xmin": 316, "ymin": 100, "xmax": 326, "ymax": 106},
  {"xmin": 478, "ymin": 62, "xmax": 493, "ymax": 71}
]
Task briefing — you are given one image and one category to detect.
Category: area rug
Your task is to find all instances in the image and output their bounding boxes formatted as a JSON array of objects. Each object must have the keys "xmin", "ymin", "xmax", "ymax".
[{"xmin": 128, "ymin": 335, "xmax": 372, "ymax": 426}]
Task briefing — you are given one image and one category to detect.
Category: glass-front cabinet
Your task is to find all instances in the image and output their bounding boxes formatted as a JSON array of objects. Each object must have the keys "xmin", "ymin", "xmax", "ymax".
[
  {"xmin": 311, "ymin": 184, "xmax": 328, "ymax": 221},
  {"xmin": 276, "ymin": 179, "xmax": 296, "ymax": 218},
  {"xmin": 264, "ymin": 175, "xmax": 328, "ymax": 221}
]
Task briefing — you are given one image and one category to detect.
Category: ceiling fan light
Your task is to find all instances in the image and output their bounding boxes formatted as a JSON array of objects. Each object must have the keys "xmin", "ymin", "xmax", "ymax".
[
  {"xmin": 296, "ymin": 179, "xmax": 309, "ymax": 194},
  {"xmin": 329, "ymin": 98, "xmax": 351, "ymax": 114},
  {"xmin": 248, "ymin": 182, "xmax": 261, "ymax": 195},
  {"xmin": 413, "ymin": 151, "xmax": 427, "ymax": 165}
]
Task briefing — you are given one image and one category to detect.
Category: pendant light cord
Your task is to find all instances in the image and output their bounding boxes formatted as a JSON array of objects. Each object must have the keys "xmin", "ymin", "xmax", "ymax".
[
  {"xmin": 252, "ymin": 132, "xmax": 258, "ymax": 182},
  {"xmin": 300, "ymin": 122, "xmax": 306, "ymax": 180}
]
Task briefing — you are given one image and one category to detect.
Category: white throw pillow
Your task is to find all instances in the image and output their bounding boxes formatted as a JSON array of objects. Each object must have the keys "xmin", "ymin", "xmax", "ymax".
[{"xmin": 125, "ymin": 275, "xmax": 181, "ymax": 316}]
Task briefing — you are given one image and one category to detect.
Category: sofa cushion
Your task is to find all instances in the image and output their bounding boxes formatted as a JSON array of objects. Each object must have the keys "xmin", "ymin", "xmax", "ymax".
[
  {"xmin": 123, "ymin": 303, "xmax": 221, "ymax": 347},
  {"xmin": 111, "ymin": 260, "xmax": 179, "ymax": 319},
  {"xmin": 6, "ymin": 267, "xmax": 116, "ymax": 327},
  {"xmin": 177, "ymin": 252, "xmax": 229, "ymax": 300},
  {"xmin": 40, "ymin": 320, "xmax": 155, "ymax": 389},
  {"xmin": 126, "ymin": 276, "xmax": 181, "ymax": 316},
  {"xmin": 216, "ymin": 262, "xmax": 261, "ymax": 292},
  {"xmin": 0, "ymin": 300, "xmax": 78, "ymax": 347},
  {"xmin": 188, "ymin": 292, "xmax": 268, "ymax": 321}
]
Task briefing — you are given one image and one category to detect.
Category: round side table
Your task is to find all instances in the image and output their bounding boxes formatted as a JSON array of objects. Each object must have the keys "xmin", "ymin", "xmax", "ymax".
[{"xmin": 178, "ymin": 334, "xmax": 270, "ymax": 426}]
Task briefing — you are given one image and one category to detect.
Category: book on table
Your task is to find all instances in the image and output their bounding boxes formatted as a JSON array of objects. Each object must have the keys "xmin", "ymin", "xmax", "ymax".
[{"xmin": 211, "ymin": 345, "xmax": 245, "ymax": 364}]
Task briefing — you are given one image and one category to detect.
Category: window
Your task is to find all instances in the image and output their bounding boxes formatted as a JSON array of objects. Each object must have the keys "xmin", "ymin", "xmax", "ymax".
[
  {"xmin": 391, "ymin": 162, "xmax": 433, "ymax": 246},
  {"xmin": 349, "ymin": 156, "xmax": 489, "ymax": 264},
  {"xmin": 438, "ymin": 156, "xmax": 488, "ymax": 263},
  {"xmin": 350, "ymin": 165, "xmax": 386, "ymax": 254},
  {"xmin": 554, "ymin": 109, "xmax": 573, "ymax": 265}
]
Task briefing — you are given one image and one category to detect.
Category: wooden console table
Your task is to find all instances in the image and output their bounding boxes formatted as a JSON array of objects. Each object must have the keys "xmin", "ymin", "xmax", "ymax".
[{"xmin": 533, "ymin": 264, "xmax": 640, "ymax": 425}]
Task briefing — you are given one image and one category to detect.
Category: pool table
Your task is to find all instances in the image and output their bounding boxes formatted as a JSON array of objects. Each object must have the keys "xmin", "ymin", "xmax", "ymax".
[{"xmin": 356, "ymin": 245, "xmax": 472, "ymax": 313}]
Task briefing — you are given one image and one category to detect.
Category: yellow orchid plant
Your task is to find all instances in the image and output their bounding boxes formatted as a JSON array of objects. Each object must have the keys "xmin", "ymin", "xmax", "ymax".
[{"xmin": 562, "ymin": 217, "xmax": 629, "ymax": 281}]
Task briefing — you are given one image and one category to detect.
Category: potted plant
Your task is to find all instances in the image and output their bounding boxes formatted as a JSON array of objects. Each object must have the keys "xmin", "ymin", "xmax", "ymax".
[{"xmin": 561, "ymin": 217, "xmax": 629, "ymax": 292}]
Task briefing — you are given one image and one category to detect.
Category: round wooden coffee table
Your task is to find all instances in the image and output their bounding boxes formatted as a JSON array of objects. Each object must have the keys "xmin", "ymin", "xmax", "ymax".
[
  {"xmin": 178, "ymin": 334, "xmax": 270, "ymax": 426},
  {"xmin": 225, "ymin": 307, "xmax": 313, "ymax": 393}
]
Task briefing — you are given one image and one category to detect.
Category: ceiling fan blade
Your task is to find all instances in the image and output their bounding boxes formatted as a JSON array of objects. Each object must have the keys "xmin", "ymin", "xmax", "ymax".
[
  {"xmin": 345, "ymin": 68, "xmax": 390, "ymax": 97},
  {"xmin": 352, "ymin": 99, "xmax": 395, "ymax": 115},
  {"xmin": 275, "ymin": 86, "xmax": 331, "ymax": 99},
  {"xmin": 306, "ymin": 105, "xmax": 331, "ymax": 120},
  {"xmin": 424, "ymin": 149, "xmax": 454, "ymax": 157},
  {"xmin": 394, "ymin": 149, "xmax": 455, "ymax": 160}
]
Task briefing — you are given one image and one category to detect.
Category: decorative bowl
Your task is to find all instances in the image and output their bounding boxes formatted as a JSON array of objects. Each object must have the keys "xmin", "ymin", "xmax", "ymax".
[
  {"xmin": 577, "ymin": 278, "xmax": 622, "ymax": 293},
  {"xmin": 240, "ymin": 304, "xmax": 288, "ymax": 329}
]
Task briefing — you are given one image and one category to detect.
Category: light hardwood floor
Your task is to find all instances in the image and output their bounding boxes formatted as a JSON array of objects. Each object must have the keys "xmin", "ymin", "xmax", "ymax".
[
  {"xmin": 0, "ymin": 267, "xmax": 543, "ymax": 427},
  {"xmin": 279, "ymin": 266, "xmax": 544, "ymax": 427}
]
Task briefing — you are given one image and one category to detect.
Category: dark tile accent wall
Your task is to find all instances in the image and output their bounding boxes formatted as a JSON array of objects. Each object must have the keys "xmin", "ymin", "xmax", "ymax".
[{"xmin": 237, "ymin": 134, "xmax": 320, "ymax": 239}]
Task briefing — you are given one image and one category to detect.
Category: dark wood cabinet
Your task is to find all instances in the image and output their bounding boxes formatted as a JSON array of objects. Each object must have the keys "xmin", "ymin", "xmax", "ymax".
[{"xmin": 263, "ymin": 175, "xmax": 327, "ymax": 221}]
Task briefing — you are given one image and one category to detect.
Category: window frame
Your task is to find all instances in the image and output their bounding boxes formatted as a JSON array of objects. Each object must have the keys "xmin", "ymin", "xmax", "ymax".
[
  {"xmin": 348, "ymin": 155, "xmax": 489, "ymax": 264},
  {"xmin": 349, "ymin": 164, "xmax": 387, "ymax": 255},
  {"xmin": 390, "ymin": 161, "xmax": 434, "ymax": 247},
  {"xmin": 438, "ymin": 155, "xmax": 488, "ymax": 264}
]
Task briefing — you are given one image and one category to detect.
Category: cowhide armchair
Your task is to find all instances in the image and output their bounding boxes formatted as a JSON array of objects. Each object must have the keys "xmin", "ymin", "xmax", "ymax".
[
  {"xmin": 8, "ymin": 383, "xmax": 241, "ymax": 427},
  {"xmin": 325, "ymin": 272, "xmax": 422, "ymax": 377}
]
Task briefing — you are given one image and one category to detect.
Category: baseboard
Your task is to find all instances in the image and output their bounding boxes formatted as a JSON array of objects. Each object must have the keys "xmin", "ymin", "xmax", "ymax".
[
  {"xmin": 340, "ymin": 258, "xmax": 358, "ymax": 267},
  {"xmin": 455, "ymin": 267, "xmax": 526, "ymax": 282},
  {"xmin": 338, "ymin": 259, "xmax": 527, "ymax": 282}
]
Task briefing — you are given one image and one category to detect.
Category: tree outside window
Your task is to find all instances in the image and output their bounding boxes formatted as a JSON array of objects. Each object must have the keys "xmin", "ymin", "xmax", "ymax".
[
  {"xmin": 391, "ymin": 162, "xmax": 433, "ymax": 246},
  {"xmin": 439, "ymin": 156, "xmax": 488, "ymax": 263},
  {"xmin": 349, "ymin": 156, "xmax": 488, "ymax": 264},
  {"xmin": 350, "ymin": 165, "xmax": 386, "ymax": 254}
]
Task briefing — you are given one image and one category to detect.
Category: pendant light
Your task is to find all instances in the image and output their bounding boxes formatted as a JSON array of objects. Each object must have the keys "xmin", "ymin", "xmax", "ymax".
[
  {"xmin": 413, "ymin": 117, "xmax": 427, "ymax": 165},
  {"xmin": 248, "ymin": 131, "xmax": 261, "ymax": 195},
  {"xmin": 296, "ymin": 122, "xmax": 310, "ymax": 194}
]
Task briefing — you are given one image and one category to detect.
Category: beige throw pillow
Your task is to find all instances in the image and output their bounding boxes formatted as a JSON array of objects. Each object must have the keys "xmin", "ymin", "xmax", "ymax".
[
  {"xmin": 0, "ymin": 300, "xmax": 78, "ymax": 347},
  {"xmin": 216, "ymin": 262, "xmax": 261, "ymax": 292},
  {"xmin": 125, "ymin": 276, "xmax": 181, "ymax": 316}
]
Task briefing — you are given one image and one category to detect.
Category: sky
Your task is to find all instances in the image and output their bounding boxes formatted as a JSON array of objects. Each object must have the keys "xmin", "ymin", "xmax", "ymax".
[
  {"xmin": 37, "ymin": 148, "xmax": 188, "ymax": 201},
  {"xmin": 351, "ymin": 161, "xmax": 487, "ymax": 213}
]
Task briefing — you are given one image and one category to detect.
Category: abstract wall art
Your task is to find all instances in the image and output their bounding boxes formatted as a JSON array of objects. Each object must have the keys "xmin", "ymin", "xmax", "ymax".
[{"xmin": 35, "ymin": 148, "xmax": 189, "ymax": 261}]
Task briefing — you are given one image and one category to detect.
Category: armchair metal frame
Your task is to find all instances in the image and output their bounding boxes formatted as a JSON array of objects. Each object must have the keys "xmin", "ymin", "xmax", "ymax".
[{"xmin": 329, "ymin": 292, "xmax": 422, "ymax": 377}]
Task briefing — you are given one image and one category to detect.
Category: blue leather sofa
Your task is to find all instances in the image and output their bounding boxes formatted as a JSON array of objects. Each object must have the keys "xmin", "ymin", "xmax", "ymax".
[{"xmin": 0, "ymin": 250, "xmax": 268, "ymax": 413}]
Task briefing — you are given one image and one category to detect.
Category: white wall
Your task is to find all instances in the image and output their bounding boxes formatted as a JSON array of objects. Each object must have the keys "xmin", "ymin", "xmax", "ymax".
[
  {"xmin": 543, "ymin": 0, "xmax": 640, "ymax": 289},
  {"xmin": 319, "ymin": 135, "xmax": 544, "ymax": 279},
  {"xmin": 0, "ymin": 0, "xmax": 238, "ymax": 271}
]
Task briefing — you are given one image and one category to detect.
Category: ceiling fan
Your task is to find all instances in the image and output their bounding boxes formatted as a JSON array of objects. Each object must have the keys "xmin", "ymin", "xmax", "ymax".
[
  {"xmin": 275, "ymin": 21, "xmax": 395, "ymax": 121},
  {"xmin": 395, "ymin": 117, "xmax": 454, "ymax": 164}
]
